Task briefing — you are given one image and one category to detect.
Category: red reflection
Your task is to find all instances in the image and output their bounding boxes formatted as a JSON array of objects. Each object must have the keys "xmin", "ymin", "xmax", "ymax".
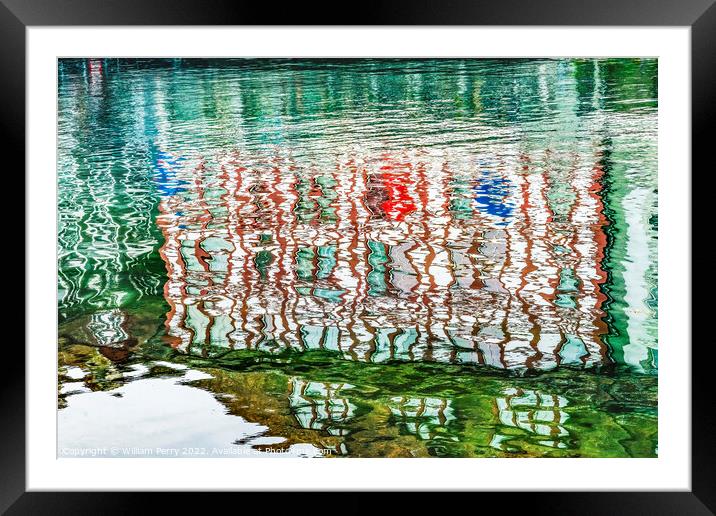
[{"xmin": 378, "ymin": 159, "xmax": 416, "ymax": 222}]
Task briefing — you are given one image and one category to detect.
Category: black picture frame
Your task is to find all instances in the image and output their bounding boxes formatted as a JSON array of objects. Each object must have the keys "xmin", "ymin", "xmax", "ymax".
[{"xmin": 4, "ymin": 0, "xmax": 713, "ymax": 513}]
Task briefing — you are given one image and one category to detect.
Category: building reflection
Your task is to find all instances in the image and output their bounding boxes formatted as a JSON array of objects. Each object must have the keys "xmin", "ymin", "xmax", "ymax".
[
  {"xmin": 490, "ymin": 388, "xmax": 571, "ymax": 451},
  {"xmin": 156, "ymin": 148, "xmax": 612, "ymax": 372},
  {"xmin": 288, "ymin": 379, "xmax": 356, "ymax": 435},
  {"xmin": 287, "ymin": 379, "xmax": 356, "ymax": 455},
  {"xmin": 388, "ymin": 396, "xmax": 458, "ymax": 443}
]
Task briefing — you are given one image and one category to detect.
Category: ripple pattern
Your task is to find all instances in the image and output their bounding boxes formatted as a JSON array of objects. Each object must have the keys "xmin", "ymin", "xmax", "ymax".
[{"xmin": 58, "ymin": 58, "xmax": 658, "ymax": 376}]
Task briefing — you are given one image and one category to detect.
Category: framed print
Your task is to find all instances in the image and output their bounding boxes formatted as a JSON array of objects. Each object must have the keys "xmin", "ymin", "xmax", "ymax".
[{"xmin": 6, "ymin": 0, "xmax": 714, "ymax": 512}]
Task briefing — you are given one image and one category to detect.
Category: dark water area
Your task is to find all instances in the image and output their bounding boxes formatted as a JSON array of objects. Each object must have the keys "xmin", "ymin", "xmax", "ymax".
[{"xmin": 57, "ymin": 58, "xmax": 657, "ymax": 458}]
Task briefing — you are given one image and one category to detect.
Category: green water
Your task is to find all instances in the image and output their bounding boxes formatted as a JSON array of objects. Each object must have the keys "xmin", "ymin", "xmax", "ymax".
[{"xmin": 57, "ymin": 58, "xmax": 657, "ymax": 458}]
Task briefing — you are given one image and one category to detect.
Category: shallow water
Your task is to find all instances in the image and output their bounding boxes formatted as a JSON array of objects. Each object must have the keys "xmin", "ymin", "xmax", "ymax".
[{"xmin": 58, "ymin": 58, "xmax": 657, "ymax": 458}]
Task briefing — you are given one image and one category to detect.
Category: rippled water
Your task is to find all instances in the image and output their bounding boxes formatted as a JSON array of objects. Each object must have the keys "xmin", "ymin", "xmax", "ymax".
[{"xmin": 58, "ymin": 58, "xmax": 657, "ymax": 458}]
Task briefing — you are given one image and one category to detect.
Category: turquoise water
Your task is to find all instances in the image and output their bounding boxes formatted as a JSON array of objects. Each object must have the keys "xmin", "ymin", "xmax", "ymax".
[{"xmin": 57, "ymin": 59, "xmax": 657, "ymax": 458}]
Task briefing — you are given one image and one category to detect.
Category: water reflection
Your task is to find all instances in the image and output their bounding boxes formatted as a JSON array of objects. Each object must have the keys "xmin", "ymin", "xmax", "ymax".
[
  {"xmin": 156, "ymin": 148, "xmax": 614, "ymax": 372},
  {"xmin": 389, "ymin": 396, "xmax": 458, "ymax": 444},
  {"xmin": 288, "ymin": 379, "xmax": 356, "ymax": 454},
  {"xmin": 58, "ymin": 343, "xmax": 657, "ymax": 457},
  {"xmin": 57, "ymin": 58, "xmax": 658, "ymax": 457},
  {"xmin": 492, "ymin": 388, "xmax": 570, "ymax": 451}
]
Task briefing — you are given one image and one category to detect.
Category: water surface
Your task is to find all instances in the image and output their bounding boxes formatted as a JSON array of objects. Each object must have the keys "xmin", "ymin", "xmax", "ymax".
[{"xmin": 58, "ymin": 58, "xmax": 658, "ymax": 458}]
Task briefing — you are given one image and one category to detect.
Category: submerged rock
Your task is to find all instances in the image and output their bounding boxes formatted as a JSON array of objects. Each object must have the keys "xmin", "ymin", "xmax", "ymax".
[
  {"xmin": 86, "ymin": 309, "xmax": 138, "ymax": 363},
  {"xmin": 86, "ymin": 309, "xmax": 136, "ymax": 348},
  {"xmin": 59, "ymin": 309, "xmax": 138, "ymax": 363}
]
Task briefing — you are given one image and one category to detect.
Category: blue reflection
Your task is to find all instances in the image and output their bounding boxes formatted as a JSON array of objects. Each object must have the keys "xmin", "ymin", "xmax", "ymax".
[
  {"xmin": 150, "ymin": 143, "xmax": 188, "ymax": 197},
  {"xmin": 473, "ymin": 171, "xmax": 514, "ymax": 225}
]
